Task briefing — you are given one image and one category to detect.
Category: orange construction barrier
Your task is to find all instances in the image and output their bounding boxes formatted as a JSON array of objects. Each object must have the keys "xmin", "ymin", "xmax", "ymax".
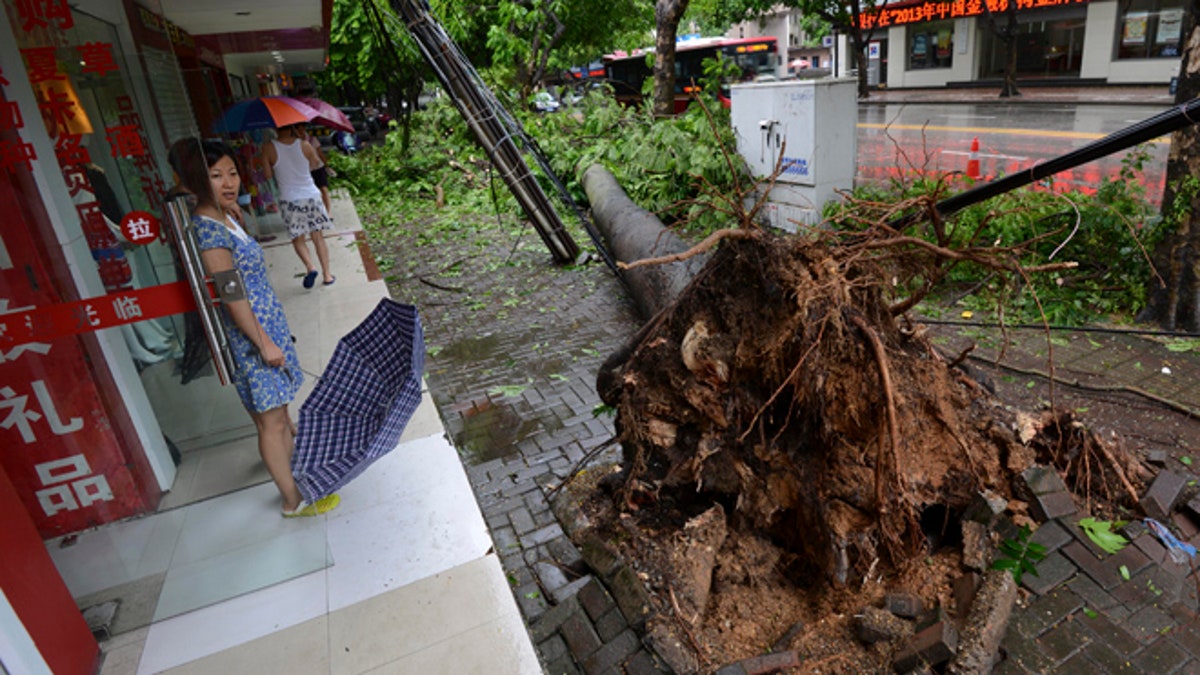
[{"xmin": 966, "ymin": 137, "xmax": 981, "ymax": 179}]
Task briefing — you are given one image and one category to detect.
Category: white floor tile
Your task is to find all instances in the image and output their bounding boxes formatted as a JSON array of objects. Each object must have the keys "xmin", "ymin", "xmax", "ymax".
[
  {"xmin": 324, "ymin": 434, "xmax": 493, "ymax": 611},
  {"xmin": 137, "ymin": 569, "xmax": 329, "ymax": 674},
  {"xmin": 327, "ymin": 555, "xmax": 523, "ymax": 674},
  {"xmin": 367, "ymin": 611, "xmax": 542, "ymax": 675},
  {"xmin": 158, "ymin": 615, "xmax": 331, "ymax": 674}
]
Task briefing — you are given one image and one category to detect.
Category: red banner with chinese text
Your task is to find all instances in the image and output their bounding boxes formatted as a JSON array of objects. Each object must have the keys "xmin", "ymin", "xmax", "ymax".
[
  {"xmin": 856, "ymin": 0, "xmax": 1091, "ymax": 29},
  {"xmin": 0, "ymin": 167, "xmax": 161, "ymax": 537}
]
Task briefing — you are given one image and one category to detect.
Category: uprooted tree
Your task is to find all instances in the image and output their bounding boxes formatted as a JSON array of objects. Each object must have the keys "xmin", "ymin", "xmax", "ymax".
[{"xmin": 594, "ymin": 185, "xmax": 1145, "ymax": 588}]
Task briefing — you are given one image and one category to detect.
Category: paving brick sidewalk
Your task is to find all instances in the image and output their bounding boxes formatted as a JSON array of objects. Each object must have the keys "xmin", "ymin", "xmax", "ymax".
[{"xmin": 926, "ymin": 323, "xmax": 1200, "ymax": 674}]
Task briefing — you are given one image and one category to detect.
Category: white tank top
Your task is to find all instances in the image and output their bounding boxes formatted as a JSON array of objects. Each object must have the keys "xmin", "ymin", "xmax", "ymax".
[{"xmin": 271, "ymin": 138, "xmax": 321, "ymax": 202}]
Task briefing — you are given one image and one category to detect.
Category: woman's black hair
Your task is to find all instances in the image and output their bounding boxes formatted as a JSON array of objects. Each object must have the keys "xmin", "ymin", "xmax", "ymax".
[{"xmin": 173, "ymin": 138, "xmax": 237, "ymax": 210}]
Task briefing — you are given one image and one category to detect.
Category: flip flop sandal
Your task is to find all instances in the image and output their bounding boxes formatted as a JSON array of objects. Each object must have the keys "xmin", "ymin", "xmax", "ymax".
[
  {"xmin": 282, "ymin": 493, "xmax": 340, "ymax": 518},
  {"xmin": 302, "ymin": 270, "xmax": 318, "ymax": 288}
]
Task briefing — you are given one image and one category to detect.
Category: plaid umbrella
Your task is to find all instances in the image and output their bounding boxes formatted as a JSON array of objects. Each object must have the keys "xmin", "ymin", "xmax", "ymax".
[{"xmin": 292, "ymin": 299, "xmax": 425, "ymax": 502}]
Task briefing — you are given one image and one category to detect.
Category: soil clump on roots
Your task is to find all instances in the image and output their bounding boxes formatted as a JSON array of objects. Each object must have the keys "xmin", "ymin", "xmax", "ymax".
[{"xmin": 566, "ymin": 230, "xmax": 1145, "ymax": 673}]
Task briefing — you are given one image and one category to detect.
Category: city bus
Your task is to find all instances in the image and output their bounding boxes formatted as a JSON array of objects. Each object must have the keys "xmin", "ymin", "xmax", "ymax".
[{"xmin": 602, "ymin": 36, "xmax": 779, "ymax": 113}]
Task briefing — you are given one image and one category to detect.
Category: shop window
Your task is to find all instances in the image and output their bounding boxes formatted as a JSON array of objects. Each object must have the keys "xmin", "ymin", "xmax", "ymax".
[
  {"xmin": 1117, "ymin": 0, "xmax": 1186, "ymax": 59},
  {"xmin": 908, "ymin": 21, "xmax": 954, "ymax": 70},
  {"xmin": 978, "ymin": 10, "xmax": 1086, "ymax": 78}
]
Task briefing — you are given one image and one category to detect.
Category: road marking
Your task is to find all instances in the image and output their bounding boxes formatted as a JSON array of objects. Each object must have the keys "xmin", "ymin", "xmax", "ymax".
[
  {"xmin": 941, "ymin": 150, "xmax": 1027, "ymax": 160},
  {"xmin": 858, "ymin": 122, "xmax": 1171, "ymax": 144}
]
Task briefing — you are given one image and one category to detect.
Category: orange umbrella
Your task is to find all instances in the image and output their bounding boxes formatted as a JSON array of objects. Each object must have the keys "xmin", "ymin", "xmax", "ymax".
[{"xmin": 213, "ymin": 96, "xmax": 319, "ymax": 133}]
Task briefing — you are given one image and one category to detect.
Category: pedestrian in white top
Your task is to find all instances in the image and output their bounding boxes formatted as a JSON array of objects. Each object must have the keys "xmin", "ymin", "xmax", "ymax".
[{"xmin": 260, "ymin": 124, "xmax": 335, "ymax": 288}]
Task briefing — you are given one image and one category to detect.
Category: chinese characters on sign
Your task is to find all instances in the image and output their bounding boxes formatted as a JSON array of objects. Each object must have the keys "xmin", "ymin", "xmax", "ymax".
[
  {"xmin": 857, "ymin": 0, "xmax": 1091, "ymax": 29},
  {"xmin": 0, "ymin": 281, "xmax": 193, "ymax": 347},
  {"xmin": 1, "ymin": 0, "xmax": 170, "ymax": 535},
  {"xmin": 119, "ymin": 210, "xmax": 161, "ymax": 245}
]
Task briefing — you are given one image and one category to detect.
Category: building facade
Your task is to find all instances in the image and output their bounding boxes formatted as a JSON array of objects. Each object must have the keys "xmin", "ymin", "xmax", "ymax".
[
  {"xmin": 0, "ymin": 0, "xmax": 328, "ymax": 670},
  {"xmin": 731, "ymin": 0, "xmax": 1182, "ymax": 89}
]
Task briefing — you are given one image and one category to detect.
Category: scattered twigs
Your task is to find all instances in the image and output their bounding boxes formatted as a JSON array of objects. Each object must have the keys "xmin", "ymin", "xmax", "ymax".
[
  {"xmin": 667, "ymin": 582, "xmax": 709, "ymax": 666},
  {"xmin": 418, "ymin": 276, "xmax": 465, "ymax": 292},
  {"xmin": 545, "ymin": 437, "xmax": 619, "ymax": 499},
  {"xmin": 946, "ymin": 343, "xmax": 975, "ymax": 369},
  {"xmin": 1096, "ymin": 434, "xmax": 1142, "ymax": 505}
]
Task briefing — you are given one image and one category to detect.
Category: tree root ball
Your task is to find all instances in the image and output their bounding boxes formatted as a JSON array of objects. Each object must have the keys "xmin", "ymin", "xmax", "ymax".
[{"xmin": 600, "ymin": 231, "xmax": 1044, "ymax": 587}]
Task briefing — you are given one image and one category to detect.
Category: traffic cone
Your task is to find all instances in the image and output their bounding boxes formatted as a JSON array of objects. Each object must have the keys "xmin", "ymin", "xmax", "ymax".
[{"xmin": 966, "ymin": 137, "xmax": 981, "ymax": 179}]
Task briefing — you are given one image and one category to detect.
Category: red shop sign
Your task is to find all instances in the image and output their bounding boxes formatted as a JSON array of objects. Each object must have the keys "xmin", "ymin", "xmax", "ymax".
[
  {"xmin": 119, "ymin": 210, "xmax": 161, "ymax": 245},
  {"xmin": 0, "ymin": 280, "xmax": 195, "ymax": 348}
]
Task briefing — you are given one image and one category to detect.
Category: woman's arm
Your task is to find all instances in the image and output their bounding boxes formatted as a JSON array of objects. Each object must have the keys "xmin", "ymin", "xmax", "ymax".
[{"xmin": 199, "ymin": 246, "xmax": 285, "ymax": 367}]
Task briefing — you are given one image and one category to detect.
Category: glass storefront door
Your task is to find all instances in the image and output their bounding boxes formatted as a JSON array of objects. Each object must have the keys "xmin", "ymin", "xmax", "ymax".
[{"xmin": 978, "ymin": 7, "xmax": 1087, "ymax": 79}]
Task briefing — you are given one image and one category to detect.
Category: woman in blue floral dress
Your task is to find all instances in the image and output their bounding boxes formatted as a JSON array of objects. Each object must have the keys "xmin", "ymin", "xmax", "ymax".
[{"xmin": 174, "ymin": 139, "xmax": 338, "ymax": 517}]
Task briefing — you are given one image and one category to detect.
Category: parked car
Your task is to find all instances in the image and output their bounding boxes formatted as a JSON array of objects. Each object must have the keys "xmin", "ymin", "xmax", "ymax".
[
  {"xmin": 531, "ymin": 91, "xmax": 560, "ymax": 113},
  {"xmin": 337, "ymin": 106, "xmax": 372, "ymax": 144}
]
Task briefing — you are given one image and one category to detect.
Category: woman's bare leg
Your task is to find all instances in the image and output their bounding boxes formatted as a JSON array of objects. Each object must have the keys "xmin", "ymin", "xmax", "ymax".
[
  {"xmin": 252, "ymin": 406, "xmax": 303, "ymax": 511},
  {"xmin": 291, "ymin": 236, "xmax": 316, "ymax": 275},
  {"xmin": 311, "ymin": 231, "xmax": 333, "ymax": 283}
]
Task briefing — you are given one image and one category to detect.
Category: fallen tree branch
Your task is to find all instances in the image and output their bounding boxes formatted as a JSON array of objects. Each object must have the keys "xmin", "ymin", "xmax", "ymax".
[
  {"xmin": 619, "ymin": 228, "xmax": 759, "ymax": 270},
  {"xmin": 418, "ymin": 276, "xmax": 465, "ymax": 292}
]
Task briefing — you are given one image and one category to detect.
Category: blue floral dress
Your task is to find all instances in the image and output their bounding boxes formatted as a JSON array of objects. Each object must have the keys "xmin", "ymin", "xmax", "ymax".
[{"xmin": 193, "ymin": 214, "xmax": 303, "ymax": 413}]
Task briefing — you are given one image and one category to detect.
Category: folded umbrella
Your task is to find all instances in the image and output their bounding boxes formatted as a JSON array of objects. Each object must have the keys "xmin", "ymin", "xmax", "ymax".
[
  {"xmin": 213, "ymin": 96, "xmax": 320, "ymax": 133},
  {"xmin": 292, "ymin": 299, "xmax": 425, "ymax": 502},
  {"xmin": 294, "ymin": 97, "xmax": 356, "ymax": 133}
]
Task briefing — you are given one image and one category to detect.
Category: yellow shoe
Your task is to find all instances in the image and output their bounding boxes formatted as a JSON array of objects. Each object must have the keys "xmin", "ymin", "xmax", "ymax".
[{"xmin": 282, "ymin": 493, "xmax": 341, "ymax": 518}]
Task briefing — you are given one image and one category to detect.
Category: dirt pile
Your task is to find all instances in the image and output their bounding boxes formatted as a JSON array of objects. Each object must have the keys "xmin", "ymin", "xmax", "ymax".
[{"xmin": 571, "ymin": 230, "xmax": 1145, "ymax": 672}]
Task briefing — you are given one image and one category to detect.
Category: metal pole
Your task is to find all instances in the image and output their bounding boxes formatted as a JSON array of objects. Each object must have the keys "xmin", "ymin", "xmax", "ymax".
[
  {"xmin": 162, "ymin": 195, "xmax": 236, "ymax": 385},
  {"xmin": 393, "ymin": 0, "xmax": 580, "ymax": 263},
  {"xmin": 890, "ymin": 97, "xmax": 1200, "ymax": 230}
]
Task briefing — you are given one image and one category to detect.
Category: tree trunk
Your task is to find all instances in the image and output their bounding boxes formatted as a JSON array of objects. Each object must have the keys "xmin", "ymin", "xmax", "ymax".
[
  {"xmin": 854, "ymin": 36, "xmax": 870, "ymax": 99},
  {"xmin": 1141, "ymin": 4, "xmax": 1200, "ymax": 331},
  {"xmin": 653, "ymin": 0, "xmax": 689, "ymax": 117},
  {"xmin": 999, "ymin": 7, "xmax": 1021, "ymax": 98},
  {"xmin": 581, "ymin": 164, "xmax": 708, "ymax": 319}
]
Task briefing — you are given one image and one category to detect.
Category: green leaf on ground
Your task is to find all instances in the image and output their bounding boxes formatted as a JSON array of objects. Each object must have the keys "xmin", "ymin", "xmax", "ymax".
[
  {"xmin": 1119, "ymin": 564, "xmax": 1130, "ymax": 581},
  {"xmin": 1181, "ymin": 456, "xmax": 1194, "ymax": 466},
  {"xmin": 1078, "ymin": 517, "xmax": 1129, "ymax": 555},
  {"xmin": 489, "ymin": 383, "xmax": 529, "ymax": 398},
  {"xmin": 1166, "ymin": 338, "xmax": 1200, "ymax": 352}
]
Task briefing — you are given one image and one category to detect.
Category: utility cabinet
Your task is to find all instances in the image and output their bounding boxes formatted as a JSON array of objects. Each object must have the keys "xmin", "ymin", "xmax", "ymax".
[{"xmin": 730, "ymin": 78, "xmax": 857, "ymax": 231}]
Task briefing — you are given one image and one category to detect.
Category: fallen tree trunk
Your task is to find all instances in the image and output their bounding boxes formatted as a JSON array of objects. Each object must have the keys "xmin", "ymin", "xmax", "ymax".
[{"xmin": 582, "ymin": 163, "xmax": 708, "ymax": 319}]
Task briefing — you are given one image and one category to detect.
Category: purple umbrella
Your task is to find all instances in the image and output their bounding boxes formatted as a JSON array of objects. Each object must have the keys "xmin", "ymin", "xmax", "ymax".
[
  {"xmin": 294, "ymin": 97, "xmax": 356, "ymax": 133},
  {"xmin": 292, "ymin": 299, "xmax": 425, "ymax": 502}
]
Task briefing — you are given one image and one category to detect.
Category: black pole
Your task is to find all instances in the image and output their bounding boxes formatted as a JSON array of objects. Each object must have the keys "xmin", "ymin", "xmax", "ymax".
[{"xmin": 889, "ymin": 97, "xmax": 1200, "ymax": 230}]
